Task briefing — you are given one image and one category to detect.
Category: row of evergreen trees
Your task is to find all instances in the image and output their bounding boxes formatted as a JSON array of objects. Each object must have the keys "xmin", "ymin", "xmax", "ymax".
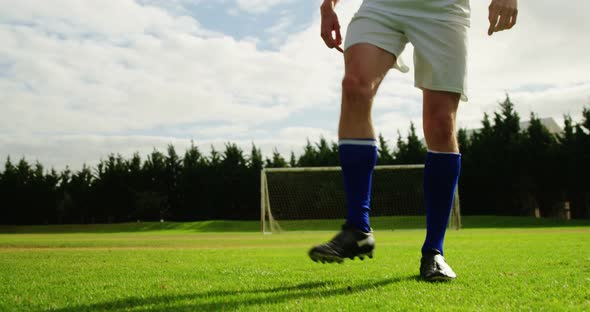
[
  {"xmin": 1, "ymin": 96, "xmax": 589, "ymax": 225},
  {"xmin": 459, "ymin": 98, "xmax": 589, "ymax": 218}
]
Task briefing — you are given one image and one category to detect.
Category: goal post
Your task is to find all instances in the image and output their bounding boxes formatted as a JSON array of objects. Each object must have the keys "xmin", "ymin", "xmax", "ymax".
[{"xmin": 261, "ymin": 165, "xmax": 461, "ymax": 233}]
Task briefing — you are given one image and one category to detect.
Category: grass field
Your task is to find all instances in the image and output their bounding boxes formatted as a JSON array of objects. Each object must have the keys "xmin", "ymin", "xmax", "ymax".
[{"xmin": 1, "ymin": 217, "xmax": 589, "ymax": 311}]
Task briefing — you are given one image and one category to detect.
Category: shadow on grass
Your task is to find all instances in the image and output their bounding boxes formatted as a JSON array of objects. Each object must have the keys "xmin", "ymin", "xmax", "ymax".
[{"xmin": 48, "ymin": 276, "xmax": 415, "ymax": 312}]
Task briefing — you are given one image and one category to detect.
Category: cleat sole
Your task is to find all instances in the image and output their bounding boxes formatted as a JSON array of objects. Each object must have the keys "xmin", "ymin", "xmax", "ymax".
[{"xmin": 309, "ymin": 250, "xmax": 374, "ymax": 264}]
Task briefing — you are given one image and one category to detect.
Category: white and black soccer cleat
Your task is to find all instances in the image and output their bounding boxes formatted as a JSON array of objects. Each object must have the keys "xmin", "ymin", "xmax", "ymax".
[
  {"xmin": 308, "ymin": 224, "xmax": 375, "ymax": 264},
  {"xmin": 420, "ymin": 249, "xmax": 457, "ymax": 281}
]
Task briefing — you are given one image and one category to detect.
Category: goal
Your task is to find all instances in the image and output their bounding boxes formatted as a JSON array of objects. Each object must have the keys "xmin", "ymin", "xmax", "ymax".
[{"xmin": 260, "ymin": 165, "xmax": 461, "ymax": 233}]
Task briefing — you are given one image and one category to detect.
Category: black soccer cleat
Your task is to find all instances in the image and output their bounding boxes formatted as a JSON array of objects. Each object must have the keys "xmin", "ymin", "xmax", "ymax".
[
  {"xmin": 420, "ymin": 249, "xmax": 457, "ymax": 282},
  {"xmin": 308, "ymin": 224, "xmax": 375, "ymax": 264}
]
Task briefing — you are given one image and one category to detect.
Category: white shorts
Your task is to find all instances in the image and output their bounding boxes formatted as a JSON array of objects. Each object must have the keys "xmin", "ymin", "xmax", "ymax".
[{"xmin": 344, "ymin": 2, "xmax": 470, "ymax": 101}]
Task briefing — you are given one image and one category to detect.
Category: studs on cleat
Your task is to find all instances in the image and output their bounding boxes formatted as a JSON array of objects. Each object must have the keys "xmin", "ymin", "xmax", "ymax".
[{"xmin": 310, "ymin": 252, "xmax": 346, "ymax": 264}]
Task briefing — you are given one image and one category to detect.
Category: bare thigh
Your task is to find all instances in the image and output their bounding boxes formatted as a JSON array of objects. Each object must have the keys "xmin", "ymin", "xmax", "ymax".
[
  {"xmin": 343, "ymin": 43, "xmax": 396, "ymax": 93},
  {"xmin": 339, "ymin": 43, "xmax": 397, "ymax": 139}
]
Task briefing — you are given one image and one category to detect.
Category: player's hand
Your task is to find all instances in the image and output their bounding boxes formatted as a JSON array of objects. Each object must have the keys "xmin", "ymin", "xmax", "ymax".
[
  {"xmin": 488, "ymin": 0, "xmax": 518, "ymax": 36},
  {"xmin": 320, "ymin": 1, "xmax": 343, "ymax": 53}
]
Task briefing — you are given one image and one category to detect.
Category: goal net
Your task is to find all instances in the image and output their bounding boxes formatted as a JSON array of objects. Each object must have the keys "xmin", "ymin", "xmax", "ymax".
[{"xmin": 260, "ymin": 165, "xmax": 461, "ymax": 233}]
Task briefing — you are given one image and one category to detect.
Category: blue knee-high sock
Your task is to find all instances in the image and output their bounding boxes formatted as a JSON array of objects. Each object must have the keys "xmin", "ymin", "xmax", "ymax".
[
  {"xmin": 422, "ymin": 151, "xmax": 461, "ymax": 256},
  {"xmin": 339, "ymin": 139, "xmax": 378, "ymax": 233}
]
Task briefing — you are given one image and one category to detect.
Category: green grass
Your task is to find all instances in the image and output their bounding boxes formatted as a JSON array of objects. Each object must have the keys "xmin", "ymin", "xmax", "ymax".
[
  {"xmin": 2, "ymin": 216, "xmax": 589, "ymax": 234},
  {"xmin": 0, "ymin": 218, "xmax": 589, "ymax": 311}
]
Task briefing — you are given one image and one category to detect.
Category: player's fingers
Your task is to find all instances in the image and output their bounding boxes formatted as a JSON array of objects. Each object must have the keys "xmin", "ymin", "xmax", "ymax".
[
  {"xmin": 488, "ymin": 4, "xmax": 499, "ymax": 24},
  {"xmin": 488, "ymin": 17, "xmax": 498, "ymax": 36},
  {"xmin": 334, "ymin": 32, "xmax": 344, "ymax": 53},
  {"xmin": 335, "ymin": 26, "xmax": 342, "ymax": 46},
  {"xmin": 320, "ymin": 26, "xmax": 331, "ymax": 39},
  {"xmin": 495, "ymin": 13, "xmax": 511, "ymax": 32},
  {"xmin": 488, "ymin": 6, "xmax": 500, "ymax": 35},
  {"xmin": 321, "ymin": 27, "xmax": 335, "ymax": 48}
]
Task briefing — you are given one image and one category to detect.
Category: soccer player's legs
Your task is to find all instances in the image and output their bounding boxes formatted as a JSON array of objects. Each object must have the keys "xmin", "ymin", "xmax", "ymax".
[
  {"xmin": 420, "ymin": 90, "xmax": 461, "ymax": 281},
  {"xmin": 405, "ymin": 18, "xmax": 467, "ymax": 280},
  {"xmin": 338, "ymin": 44, "xmax": 393, "ymax": 232},
  {"xmin": 309, "ymin": 36, "xmax": 400, "ymax": 263},
  {"xmin": 338, "ymin": 7, "xmax": 405, "ymax": 236}
]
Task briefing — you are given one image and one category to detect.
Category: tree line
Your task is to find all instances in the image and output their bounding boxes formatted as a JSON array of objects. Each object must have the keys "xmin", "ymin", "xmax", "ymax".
[{"xmin": 1, "ymin": 96, "xmax": 589, "ymax": 225}]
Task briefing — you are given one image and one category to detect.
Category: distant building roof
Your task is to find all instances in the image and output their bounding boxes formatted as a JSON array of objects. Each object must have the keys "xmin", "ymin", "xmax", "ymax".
[
  {"xmin": 519, "ymin": 118, "xmax": 562, "ymax": 134},
  {"xmin": 463, "ymin": 117, "xmax": 562, "ymax": 138}
]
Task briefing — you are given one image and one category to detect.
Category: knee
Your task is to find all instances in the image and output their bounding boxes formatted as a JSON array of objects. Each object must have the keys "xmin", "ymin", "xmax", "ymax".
[
  {"xmin": 341, "ymin": 74, "xmax": 375, "ymax": 110},
  {"xmin": 423, "ymin": 111, "xmax": 456, "ymax": 143}
]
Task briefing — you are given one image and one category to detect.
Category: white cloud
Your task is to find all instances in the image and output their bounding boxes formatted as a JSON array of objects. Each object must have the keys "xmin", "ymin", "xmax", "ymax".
[
  {"xmin": 279, "ymin": 127, "xmax": 336, "ymax": 142},
  {"xmin": 0, "ymin": 134, "xmax": 188, "ymax": 169},
  {"xmin": 265, "ymin": 13, "xmax": 296, "ymax": 47},
  {"xmin": 235, "ymin": 0, "xmax": 293, "ymax": 13},
  {"xmin": 0, "ymin": 1, "xmax": 302, "ymax": 138}
]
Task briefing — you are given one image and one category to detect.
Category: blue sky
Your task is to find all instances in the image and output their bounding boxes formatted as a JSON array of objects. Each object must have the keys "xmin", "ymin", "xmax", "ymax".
[
  {"xmin": 137, "ymin": 0, "xmax": 317, "ymax": 48},
  {"xmin": 0, "ymin": 0, "xmax": 589, "ymax": 169}
]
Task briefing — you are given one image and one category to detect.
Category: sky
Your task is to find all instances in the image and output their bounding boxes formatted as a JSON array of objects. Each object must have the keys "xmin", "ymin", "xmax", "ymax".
[{"xmin": 0, "ymin": 0, "xmax": 589, "ymax": 170}]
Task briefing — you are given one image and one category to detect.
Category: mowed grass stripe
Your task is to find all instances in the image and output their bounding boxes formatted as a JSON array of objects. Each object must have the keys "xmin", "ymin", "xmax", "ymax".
[
  {"xmin": 0, "ymin": 227, "xmax": 588, "ymax": 248},
  {"xmin": 1, "ymin": 225, "xmax": 589, "ymax": 311},
  {"xmin": 2, "ymin": 216, "xmax": 590, "ymax": 234}
]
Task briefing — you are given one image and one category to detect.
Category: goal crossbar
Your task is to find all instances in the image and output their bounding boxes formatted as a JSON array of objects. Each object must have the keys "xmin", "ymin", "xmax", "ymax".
[{"xmin": 262, "ymin": 164, "xmax": 424, "ymax": 173}]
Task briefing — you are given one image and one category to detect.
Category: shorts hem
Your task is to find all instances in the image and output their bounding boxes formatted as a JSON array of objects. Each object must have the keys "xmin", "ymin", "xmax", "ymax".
[
  {"xmin": 344, "ymin": 41, "xmax": 401, "ymax": 60},
  {"xmin": 415, "ymin": 83, "xmax": 468, "ymax": 102},
  {"xmin": 344, "ymin": 41, "xmax": 409, "ymax": 72}
]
